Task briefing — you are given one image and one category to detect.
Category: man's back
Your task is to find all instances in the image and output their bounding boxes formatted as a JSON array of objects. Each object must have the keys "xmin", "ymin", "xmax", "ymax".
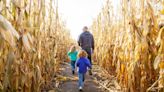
[{"xmin": 78, "ymin": 31, "xmax": 94, "ymax": 50}]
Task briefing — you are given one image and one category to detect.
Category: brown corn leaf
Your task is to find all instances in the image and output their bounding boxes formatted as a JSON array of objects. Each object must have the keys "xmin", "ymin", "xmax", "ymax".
[
  {"xmin": 154, "ymin": 55, "xmax": 161, "ymax": 70},
  {"xmin": 0, "ymin": 15, "xmax": 20, "ymax": 48},
  {"xmin": 156, "ymin": 27, "xmax": 164, "ymax": 46},
  {"xmin": 0, "ymin": 28, "xmax": 16, "ymax": 47},
  {"xmin": 0, "ymin": 15, "xmax": 19, "ymax": 39},
  {"xmin": 22, "ymin": 33, "xmax": 31, "ymax": 52},
  {"xmin": 0, "ymin": 81, "xmax": 3, "ymax": 90},
  {"xmin": 36, "ymin": 65, "xmax": 42, "ymax": 83}
]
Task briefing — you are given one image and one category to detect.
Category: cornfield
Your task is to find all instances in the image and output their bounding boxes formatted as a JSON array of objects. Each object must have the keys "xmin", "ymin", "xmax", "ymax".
[
  {"xmin": 1, "ymin": 0, "xmax": 164, "ymax": 92},
  {"xmin": 0, "ymin": 0, "xmax": 72, "ymax": 91},
  {"xmin": 91, "ymin": 0, "xmax": 164, "ymax": 92}
]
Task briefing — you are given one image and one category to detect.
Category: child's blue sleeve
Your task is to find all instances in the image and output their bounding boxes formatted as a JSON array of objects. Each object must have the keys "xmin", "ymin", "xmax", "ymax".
[
  {"xmin": 76, "ymin": 59, "xmax": 80, "ymax": 67},
  {"xmin": 86, "ymin": 59, "xmax": 92, "ymax": 69}
]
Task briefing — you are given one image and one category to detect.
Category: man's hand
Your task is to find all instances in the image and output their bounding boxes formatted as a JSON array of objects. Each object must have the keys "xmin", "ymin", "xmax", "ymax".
[{"xmin": 91, "ymin": 48, "xmax": 94, "ymax": 54}]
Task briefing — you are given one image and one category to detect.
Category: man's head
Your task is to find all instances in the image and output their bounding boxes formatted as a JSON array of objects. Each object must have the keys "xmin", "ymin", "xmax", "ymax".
[{"xmin": 83, "ymin": 26, "xmax": 88, "ymax": 31}]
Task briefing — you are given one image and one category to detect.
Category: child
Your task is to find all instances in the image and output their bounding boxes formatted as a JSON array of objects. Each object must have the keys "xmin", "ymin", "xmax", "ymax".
[
  {"xmin": 67, "ymin": 45, "xmax": 78, "ymax": 74},
  {"xmin": 76, "ymin": 50, "xmax": 92, "ymax": 91}
]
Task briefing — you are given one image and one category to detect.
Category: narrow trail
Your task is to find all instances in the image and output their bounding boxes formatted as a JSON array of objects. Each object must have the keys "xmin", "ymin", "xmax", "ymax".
[
  {"xmin": 58, "ymin": 63, "xmax": 102, "ymax": 92},
  {"xmin": 55, "ymin": 62, "xmax": 122, "ymax": 92}
]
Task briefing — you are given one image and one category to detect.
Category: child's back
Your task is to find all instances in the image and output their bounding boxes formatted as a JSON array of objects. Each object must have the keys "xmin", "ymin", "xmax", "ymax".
[
  {"xmin": 76, "ymin": 50, "xmax": 92, "ymax": 91},
  {"xmin": 67, "ymin": 51, "xmax": 78, "ymax": 61},
  {"xmin": 76, "ymin": 57, "xmax": 91, "ymax": 74},
  {"xmin": 67, "ymin": 46, "xmax": 78, "ymax": 74}
]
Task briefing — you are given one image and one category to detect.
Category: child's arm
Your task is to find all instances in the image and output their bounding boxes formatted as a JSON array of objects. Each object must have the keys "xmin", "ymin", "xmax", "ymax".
[
  {"xmin": 85, "ymin": 59, "xmax": 92, "ymax": 69},
  {"xmin": 76, "ymin": 59, "xmax": 80, "ymax": 67},
  {"xmin": 67, "ymin": 52, "xmax": 70, "ymax": 56},
  {"xmin": 75, "ymin": 59, "xmax": 80, "ymax": 72}
]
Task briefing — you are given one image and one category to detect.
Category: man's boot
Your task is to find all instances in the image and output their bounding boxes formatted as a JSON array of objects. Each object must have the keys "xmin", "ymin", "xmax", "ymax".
[{"xmin": 89, "ymin": 69, "xmax": 92, "ymax": 75}]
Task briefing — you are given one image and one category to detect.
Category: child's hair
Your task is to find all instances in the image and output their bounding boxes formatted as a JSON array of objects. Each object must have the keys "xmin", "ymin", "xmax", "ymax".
[
  {"xmin": 78, "ymin": 50, "xmax": 88, "ymax": 58},
  {"xmin": 70, "ymin": 45, "xmax": 76, "ymax": 52}
]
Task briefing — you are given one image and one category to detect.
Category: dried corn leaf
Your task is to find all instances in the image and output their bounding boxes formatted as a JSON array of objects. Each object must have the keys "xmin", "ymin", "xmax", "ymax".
[
  {"xmin": 160, "ymin": 9, "xmax": 164, "ymax": 15},
  {"xmin": 27, "ymin": 33, "xmax": 33, "ymax": 45},
  {"xmin": 22, "ymin": 33, "xmax": 31, "ymax": 52},
  {"xmin": 156, "ymin": 27, "xmax": 164, "ymax": 46},
  {"xmin": 0, "ymin": 15, "xmax": 19, "ymax": 39},
  {"xmin": 0, "ymin": 81, "xmax": 3, "ymax": 90},
  {"xmin": 0, "ymin": 28, "xmax": 16, "ymax": 47},
  {"xmin": 0, "ymin": 15, "xmax": 20, "ymax": 48},
  {"xmin": 154, "ymin": 55, "xmax": 161, "ymax": 70},
  {"xmin": 36, "ymin": 65, "xmax": 42, "ymax": 82}
]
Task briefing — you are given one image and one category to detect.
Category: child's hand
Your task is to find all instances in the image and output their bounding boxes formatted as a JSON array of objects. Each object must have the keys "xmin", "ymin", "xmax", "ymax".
[
  {"xmin": 76, "ymin": 67, "xmax": 79, "ymax": 72},
  {"xmin": 87, "ymin": 67, "xmax": 92, "ymax": 70}
]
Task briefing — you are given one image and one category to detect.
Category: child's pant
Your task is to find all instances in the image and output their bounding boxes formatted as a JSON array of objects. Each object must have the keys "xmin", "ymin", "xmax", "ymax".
[
  {"xmin": 78, "ymin": 73, "xmax": 85, "ymax": 87},
  {"xmin": 70, "ymin": 61, "xmax": 76, "ymax": 71}
]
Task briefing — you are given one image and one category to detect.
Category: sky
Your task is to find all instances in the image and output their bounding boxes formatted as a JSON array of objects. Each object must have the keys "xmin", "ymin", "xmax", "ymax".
[{"xmin": 58, "ymin": 0, "xmax": 119, "ymax": 40}]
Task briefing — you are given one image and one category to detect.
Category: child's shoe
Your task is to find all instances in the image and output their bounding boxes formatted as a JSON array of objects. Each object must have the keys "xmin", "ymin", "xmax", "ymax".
[{"xmin": 79, "ymin": 86, "xmax": 83, "ymax": 91}]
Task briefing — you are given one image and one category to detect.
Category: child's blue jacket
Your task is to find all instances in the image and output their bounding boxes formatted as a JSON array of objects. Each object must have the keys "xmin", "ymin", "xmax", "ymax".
[{"xmin": 76, "ymin": 57, "xmax": 92, "ymax": 73}]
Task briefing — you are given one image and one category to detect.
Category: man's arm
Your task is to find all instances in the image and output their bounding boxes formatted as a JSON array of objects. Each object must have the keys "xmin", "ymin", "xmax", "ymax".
[
  {"xmin": 91, "ymin": 35, "xmax": 94, "ymax": 50},
  {"xmin": 78, "ymin": 34, "xmax": 82, "ymax": 46}
]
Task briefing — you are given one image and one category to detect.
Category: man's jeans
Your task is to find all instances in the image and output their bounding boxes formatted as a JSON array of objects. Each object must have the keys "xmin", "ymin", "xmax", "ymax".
[
  {"xmin": 78, "ymin": 73, "xmax": 85, "ymax": 87},
  {"xmin": 83, "ymin": 48, "xmax": 92, "ymax": 64}
]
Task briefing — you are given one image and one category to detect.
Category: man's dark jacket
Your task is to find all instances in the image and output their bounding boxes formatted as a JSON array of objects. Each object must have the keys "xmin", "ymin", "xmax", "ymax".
[{"xmin": 78, "ymin": 31, "xmax": 94, "ymax": 55}]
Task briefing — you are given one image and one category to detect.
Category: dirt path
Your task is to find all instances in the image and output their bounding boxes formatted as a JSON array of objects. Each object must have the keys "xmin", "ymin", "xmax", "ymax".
[{"xmin": 58, "ymin": 63, "xmax": 102, "ymax": 92}]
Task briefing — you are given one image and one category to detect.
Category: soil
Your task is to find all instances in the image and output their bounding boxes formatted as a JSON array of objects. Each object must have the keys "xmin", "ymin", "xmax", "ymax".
[{"xmin": 58, "ymin": 63, "xmax": 102, "ymax": 92}]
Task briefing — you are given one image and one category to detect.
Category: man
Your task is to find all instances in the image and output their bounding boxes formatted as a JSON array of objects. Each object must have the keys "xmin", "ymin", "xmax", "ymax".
[{"xmin": 78, "ymin": 26, "xmax": 94, "ymax": 75}]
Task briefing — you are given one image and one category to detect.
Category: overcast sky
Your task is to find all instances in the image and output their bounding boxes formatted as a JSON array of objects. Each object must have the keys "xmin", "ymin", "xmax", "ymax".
[{"xmin": 58, "ymin": 0, "xmax": 119, "ymax": 40}]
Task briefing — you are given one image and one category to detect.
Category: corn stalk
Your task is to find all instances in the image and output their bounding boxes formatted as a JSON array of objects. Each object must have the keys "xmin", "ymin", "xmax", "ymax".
[
  {"xmin": 0, "ymin": 0, "xmax": 73, "ymax": 91},
  {"xmin": 91, "ymin": 0, "xmax": 164, "ymax": 91}
]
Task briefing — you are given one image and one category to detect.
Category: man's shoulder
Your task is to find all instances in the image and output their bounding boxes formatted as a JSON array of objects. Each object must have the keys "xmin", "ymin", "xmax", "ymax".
[
  {"xmin": 79, "ymin": 31, "xmax": 93, "ymax": 40},
  {"xmin": 82, "ymin": 31, "xmax": 93, "ymax": 36},
  {"xmin": 80, "ymin": 32, "xmax": 85, "ymax": 35},
  {"xmin": 79, "ymin": 32, "xmax": 84, "ymax": 37}
]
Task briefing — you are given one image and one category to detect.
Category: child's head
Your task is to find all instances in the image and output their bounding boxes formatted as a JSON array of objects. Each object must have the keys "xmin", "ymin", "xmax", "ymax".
[
  {"xmin": 78, "ymin": 50, "xmax": 88, "ymax": 58},
  {"xmin": 70, "ymin": 45, "xmax": 76, "ymax": 52}
]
